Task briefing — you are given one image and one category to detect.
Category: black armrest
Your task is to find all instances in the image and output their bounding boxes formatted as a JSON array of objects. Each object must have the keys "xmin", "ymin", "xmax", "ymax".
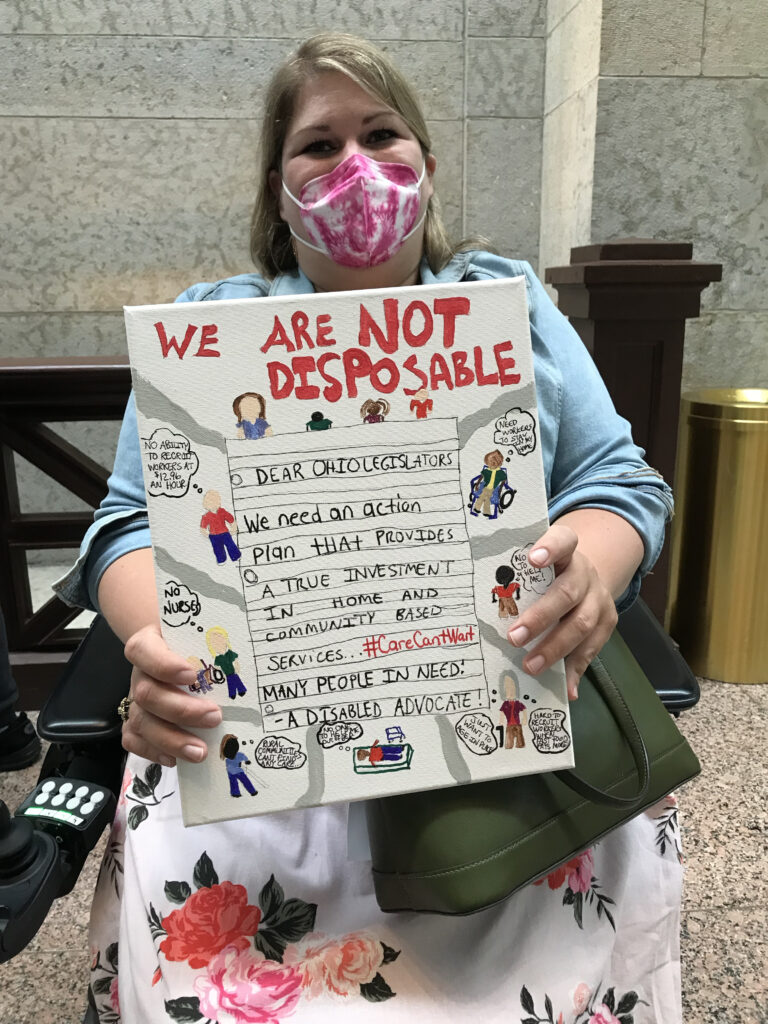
[
  {"xmin": 37, "ymin": 617, "xmax": 131, "ymax": 744},
  {"xmin": 617, "ymin": 597, "xmax": 700, "ymax": 713}
]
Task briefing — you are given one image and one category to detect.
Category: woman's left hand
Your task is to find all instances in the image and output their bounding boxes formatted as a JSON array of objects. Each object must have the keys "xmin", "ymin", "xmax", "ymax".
[{"xmin": 507, "ymin": 523, "xmax": 618, "ymax": 700}]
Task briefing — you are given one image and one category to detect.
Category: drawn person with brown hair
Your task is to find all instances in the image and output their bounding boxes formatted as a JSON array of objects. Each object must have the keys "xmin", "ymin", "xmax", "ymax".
[
  {"xmin": 470, "ymin": 449, "xmax": 511, "ymax": 519},
  {"xmin": 233, "ymin": 391, "xmax": 273, "ymax": 439},
  {"xmin": 361, "ymin": 397, "xmax": 390, "ymax": 424},
  {"xmin": 220, "ymin": 734, "xmax": 257, "ymax": 797},
  {"xmin": 491, "ymin": 565, "xmax": 521, "ymax": 618}
]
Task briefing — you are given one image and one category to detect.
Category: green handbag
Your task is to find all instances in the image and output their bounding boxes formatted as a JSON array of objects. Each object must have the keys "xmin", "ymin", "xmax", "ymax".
[{"xmin": 365, "ymin": 630, "xmax": 700, "ymax": 915}]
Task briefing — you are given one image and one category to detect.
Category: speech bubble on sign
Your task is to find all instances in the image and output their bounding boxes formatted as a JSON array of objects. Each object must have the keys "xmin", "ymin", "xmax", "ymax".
[
  {"xmin": 494, "ymin": 408, "xmax": 537, "ymax": 457},
  {"xmin": 255, "ymin": 735, "xmax": 307, "ymax": 769},
  {"xmin": 317, "ymin": 722, "xmax": 364, "ymax": 749},
  {"xmin": 528, "ymin": 708, "xmax": 571, "ymax": 753},
  {"xmin": 142, "ymin": 428, "xmax": 199, "ymax": 498},
  {"xmin": 511, "ymin": 544, "xmax": 554, "ymax": 595},
  {"xmin": 161, "ymin": 580, "xmax": 201, "ymax": 627},
  {"xmin": 455, "ymin": 713, "xmax": 498, "ymax": 755}
]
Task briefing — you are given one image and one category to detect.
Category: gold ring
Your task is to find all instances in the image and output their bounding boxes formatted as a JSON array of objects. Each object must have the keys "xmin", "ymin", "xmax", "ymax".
[{"xmin": 117, "ymin": 696, "xmax": 134, "ymax": 723}]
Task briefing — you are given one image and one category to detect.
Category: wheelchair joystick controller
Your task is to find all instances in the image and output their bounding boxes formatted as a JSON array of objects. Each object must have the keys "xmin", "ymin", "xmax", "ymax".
[{"xmin": 0, "ymin": 797, "xmax": 61, "ymax": 963}]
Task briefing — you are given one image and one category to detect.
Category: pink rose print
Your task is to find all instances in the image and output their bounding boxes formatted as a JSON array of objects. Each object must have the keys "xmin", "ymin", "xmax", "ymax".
[
  {"xmin": 109, "ymin": 977, "xmax": 120, "ymax": 1014},
  {"xmin": 285, "ymin": 932, "xmax": 383, "ymax": 997},
  {"xmin": 567, "ymin": 849, "xmax": 594, "ymax": 893},
  {"xmin": 160, "ymin": 880, "xmax": 262, "ymax": 968},
  {"xmin": 573, "ymin": 982, "xmax": 591, "ymax": 1014},
  {"xmin": 194, "ymin": 945, "xmax": 302, "ymax": 1024},
  {"xmin": 118, "ymin": 769, "xmax": 132, "ymax": 808},
  {"xmin": 590, "ymin": 1005, "xmax": 621, "ymax": 1024},
  {"xmin": 534, "ymin": 849, "xmax": 594, "ymax": 891}
]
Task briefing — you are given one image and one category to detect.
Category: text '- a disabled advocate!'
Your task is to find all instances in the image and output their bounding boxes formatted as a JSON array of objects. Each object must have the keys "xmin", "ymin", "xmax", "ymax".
[{"xmin": 226, "ymin": 419, "xmax": 489, "ymax": 732}]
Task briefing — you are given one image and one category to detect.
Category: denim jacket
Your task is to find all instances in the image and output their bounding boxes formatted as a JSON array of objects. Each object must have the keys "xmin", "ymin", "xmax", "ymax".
[{"xmin": 54, "ymin": 250, "xmax": 673, "ymax": 612}]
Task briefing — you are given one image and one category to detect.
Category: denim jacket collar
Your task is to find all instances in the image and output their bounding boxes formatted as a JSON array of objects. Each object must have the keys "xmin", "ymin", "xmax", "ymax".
[{"xmin": 267, "ymin": 253, "xmax": 474, "ymax": 297}]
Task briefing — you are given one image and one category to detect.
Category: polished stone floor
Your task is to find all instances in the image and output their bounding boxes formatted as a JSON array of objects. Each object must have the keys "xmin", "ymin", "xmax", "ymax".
[{"xmin": 1, "ymin": 681, "xmax": 766, "ymax": 1023}]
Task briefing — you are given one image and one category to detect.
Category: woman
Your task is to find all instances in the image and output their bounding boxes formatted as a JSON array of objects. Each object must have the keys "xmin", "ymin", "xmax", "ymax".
[{"xmin": 58, "ymin": 34, "xmax": 680, "ymax": 1024}]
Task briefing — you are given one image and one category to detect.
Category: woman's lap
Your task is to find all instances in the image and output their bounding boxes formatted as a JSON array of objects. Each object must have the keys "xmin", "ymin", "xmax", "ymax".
[{"xmin": 87, "ymin": 757, "xmax": 683, "ymax": 1023}]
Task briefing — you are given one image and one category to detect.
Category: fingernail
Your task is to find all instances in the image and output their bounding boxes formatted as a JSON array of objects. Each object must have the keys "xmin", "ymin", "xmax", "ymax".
[
  {"xmin": 201, "ymin": 710, "xmax": 222, "ymax": 727},
  {"xmin": 529, "ymin": 547, "xmax": 548, "ymax": 565},
  {"xmin": 509, "ymin": 626, "xmax": 529, "ymax": 646},
  {"xmin": 526, "ymin": 655, "xmax": 545, "ymax": 674},
  {"xmin": 179, "ymin": 669, "xmax": 197, "ymax": 684},
  {"xmin": 182, "ymin": 744, "xmax": 206, "ymax": 762}
]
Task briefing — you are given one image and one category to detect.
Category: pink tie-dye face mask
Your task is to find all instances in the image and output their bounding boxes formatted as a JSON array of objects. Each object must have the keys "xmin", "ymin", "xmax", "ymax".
[{"xmin": 283, "ymin": 153, "xmax": 426, "ymax": 268}]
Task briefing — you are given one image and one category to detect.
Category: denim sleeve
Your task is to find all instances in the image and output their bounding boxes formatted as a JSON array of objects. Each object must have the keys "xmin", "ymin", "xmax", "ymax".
[
  {"xmin": 524, "ymin": 263, "xmax": 674, "ymax": 611},
  {"xmin": 53, "ymin": 391, "xmax": 150, "ymax": 612}
]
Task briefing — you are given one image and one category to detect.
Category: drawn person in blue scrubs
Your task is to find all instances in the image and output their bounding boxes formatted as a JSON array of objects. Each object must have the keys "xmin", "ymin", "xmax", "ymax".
[{"xmin": 220, "ymin": 734, "xmax": 257, "ymax": 797}]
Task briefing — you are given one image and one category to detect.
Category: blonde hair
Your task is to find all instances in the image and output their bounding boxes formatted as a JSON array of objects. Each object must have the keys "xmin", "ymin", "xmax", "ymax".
[
  {"xmin": 251, "ymin": 33, "xmax": 472, "ymax": 278},
  {"xmin": 205, "ymin": 626, "xmax": 230, "ymax": 658}
]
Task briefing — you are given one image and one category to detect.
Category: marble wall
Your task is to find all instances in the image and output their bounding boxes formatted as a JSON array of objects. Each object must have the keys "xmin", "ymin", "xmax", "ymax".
[{"xmin": 1, "ymin": 0, "xmax": 546, "ymax": 527}]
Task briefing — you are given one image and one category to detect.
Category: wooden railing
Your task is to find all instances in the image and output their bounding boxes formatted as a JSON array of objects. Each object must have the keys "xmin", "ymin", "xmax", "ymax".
[{"xmin": 0, "ymin": 356, "xmax": 131, "ymax": 706}]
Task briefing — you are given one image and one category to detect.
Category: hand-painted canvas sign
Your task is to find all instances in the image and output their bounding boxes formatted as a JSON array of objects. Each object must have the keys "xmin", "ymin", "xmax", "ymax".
[{"xmin": 124, "ymin": 277, "xmax": 574, "ymax": 825}]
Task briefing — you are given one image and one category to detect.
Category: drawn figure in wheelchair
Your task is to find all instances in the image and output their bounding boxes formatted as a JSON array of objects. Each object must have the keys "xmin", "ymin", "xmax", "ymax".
[{"xmin": 469, "ymin": 449, "xmax": 516, "ymax": 519}]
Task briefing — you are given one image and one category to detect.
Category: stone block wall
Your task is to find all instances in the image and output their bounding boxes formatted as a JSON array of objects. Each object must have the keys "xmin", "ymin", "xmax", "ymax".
[
  {"xmin": 542, "ymin": 0, "xmax": 768, "ymax": 391},
  {"xmin": 1, "ymin": 0, "xmax": 546, "ymax": 530},
  {"xmin": 2, "ymin": 0, "xmax": 765, "ymax": 532}
]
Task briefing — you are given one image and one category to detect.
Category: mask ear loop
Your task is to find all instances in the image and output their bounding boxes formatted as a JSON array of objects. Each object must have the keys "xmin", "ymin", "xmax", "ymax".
[{"xmin": 400, "ymin": 158, "xmax": 429, "ymax": 242}]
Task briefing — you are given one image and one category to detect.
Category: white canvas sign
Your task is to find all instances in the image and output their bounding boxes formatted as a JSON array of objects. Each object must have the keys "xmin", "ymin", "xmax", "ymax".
[{"xmin": 124, "ymin": 276, "xmax": 574, "ymax": 825}]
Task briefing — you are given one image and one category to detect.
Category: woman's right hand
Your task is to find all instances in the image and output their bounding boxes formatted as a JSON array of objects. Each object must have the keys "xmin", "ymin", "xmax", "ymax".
[{"xmin": 122, "ymin": 623, "xmax": 222, "ymax": 766}]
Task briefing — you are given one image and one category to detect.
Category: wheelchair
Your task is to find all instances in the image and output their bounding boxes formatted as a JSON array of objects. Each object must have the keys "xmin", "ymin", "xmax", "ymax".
[
  {"xmin": 468, "ymin": 472, "xmax": 516, "ymax": 519},
  {"xmin": 0, "ymin": 599, "xmax": 699, "ymax": 972}
]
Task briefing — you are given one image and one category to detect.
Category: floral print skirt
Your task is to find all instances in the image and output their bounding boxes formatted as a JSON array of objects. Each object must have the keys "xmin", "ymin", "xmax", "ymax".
[{"xmin": 88, "ymin": 755, "xmax": 684, "ymax": 1024}]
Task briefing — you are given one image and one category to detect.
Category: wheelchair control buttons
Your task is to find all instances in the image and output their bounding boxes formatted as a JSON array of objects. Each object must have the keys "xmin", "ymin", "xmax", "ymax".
[
  {"xmin": 66, "ymin": 797, "xmax": 81, "ymax": 810},
  {"xmin": 34, "ymin": 793, "xmax": 49, "ymax": 805},
  {"xmin": 80, "ymin": 802, "xmax": 95, "ymax": 815},
  {"xmin": 59, "ymin": 782, "xmax": 73, "ymax": 794},
  {"xmin": 75, "ymin": 785, "xmax": 89, "ymax": 798},
  {"xmin": 50, "ymin": 794, "xmax": 65, "ymax": 807},
  {"xmin": 41, "ymin": 781, "xmax": 56, "ymax": 793},
  {"xmin": 90, "ymin": 792, "xmax": 105, "ymax": 804}
]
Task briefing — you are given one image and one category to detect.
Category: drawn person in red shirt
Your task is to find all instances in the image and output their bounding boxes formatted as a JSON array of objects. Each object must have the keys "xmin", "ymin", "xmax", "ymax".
[
  {"xmin": 410, "ymin": 386, "xmax": 433, "ymax": 420},
  {"xmin": 491, "ymin": 565, "xmax": 520, "ymax": 618},
  {"xmin": 356, "ymin": 739, "xmax": 404, "ymax": 764},
  {"xmin": 499, "ymin": 673, "xmax": 527, "ymax": 749},
  {"xmin": 200, "ymin": 489, "xmax": 241, "ymax": 563}
]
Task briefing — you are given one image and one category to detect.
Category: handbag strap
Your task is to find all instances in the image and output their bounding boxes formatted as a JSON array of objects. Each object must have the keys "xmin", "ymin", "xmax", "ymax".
[{"xmin": 554, "ymin": 652, "xmax": 651, "ymax": 808}]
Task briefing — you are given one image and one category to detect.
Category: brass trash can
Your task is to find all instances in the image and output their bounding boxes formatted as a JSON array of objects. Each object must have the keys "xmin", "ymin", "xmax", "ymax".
[{"xmin": 667, "ymin": 388, "xmax": 768, "ymax": 683}]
